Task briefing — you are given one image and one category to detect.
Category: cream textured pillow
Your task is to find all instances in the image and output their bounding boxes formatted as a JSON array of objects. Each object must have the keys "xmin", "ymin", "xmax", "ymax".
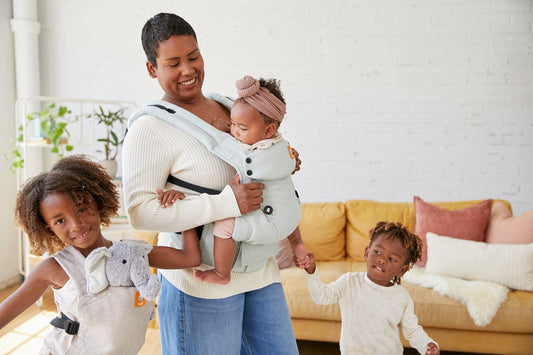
[{"xmin": 425, "ymin": 232, "xmax": 533, "ymax": 291}]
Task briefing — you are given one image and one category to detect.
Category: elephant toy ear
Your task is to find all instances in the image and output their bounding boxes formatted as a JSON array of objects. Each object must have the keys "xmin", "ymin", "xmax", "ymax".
[{"xmin": 85, "ymin": 247, "xmax": 112, "ymax": 294}]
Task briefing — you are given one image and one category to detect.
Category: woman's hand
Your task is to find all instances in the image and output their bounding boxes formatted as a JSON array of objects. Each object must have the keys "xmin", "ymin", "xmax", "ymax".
[
  {"xmin": 291, "ymin": 148, "xmax": 301, "ymax": 175},
  {"xmin": 229, "ymin": 175, "xmax": 264, "ymax": 214}
]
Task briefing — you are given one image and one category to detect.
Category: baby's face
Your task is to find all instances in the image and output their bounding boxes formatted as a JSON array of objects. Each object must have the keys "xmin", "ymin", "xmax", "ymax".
[{"xmin": 230, "ymin": 101, "xmax": 271, "ymax": 145}]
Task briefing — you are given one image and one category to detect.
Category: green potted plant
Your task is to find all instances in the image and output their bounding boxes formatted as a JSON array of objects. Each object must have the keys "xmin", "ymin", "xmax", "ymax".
[
  {"xmin": 6, "ymin": 102, "xmax": 74, "ymax": 172},
  {"xmin": 93, "ymin": 105, "xmax": 127, "ymax": 176}
]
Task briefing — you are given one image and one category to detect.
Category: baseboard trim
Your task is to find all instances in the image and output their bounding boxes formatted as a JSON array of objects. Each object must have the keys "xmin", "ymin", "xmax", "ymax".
[{"xmin": 0, "ymin": 274, "xmax": 24, "ymax": 291}]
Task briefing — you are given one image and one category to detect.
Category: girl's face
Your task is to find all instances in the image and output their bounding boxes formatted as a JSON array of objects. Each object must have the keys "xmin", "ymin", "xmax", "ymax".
[
  {"xmin": 40, "ymin": 192, "xmax": 106, "ymax": 256},
  {"xmin": 230, "ymin": 101, "xmax": 276, "ymax": 145},
  {"xmin": 146, "ymin": 35, "xmax": 205, "ymax": 105},
  {"xmin": 364, "ymin": 234, "xmax": 410, "ymax": 286}
]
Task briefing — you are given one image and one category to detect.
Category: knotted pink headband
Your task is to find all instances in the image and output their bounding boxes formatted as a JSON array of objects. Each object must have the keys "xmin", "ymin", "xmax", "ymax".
[{"xmin": 235, "ymin": 75, "xmax": 286, "ymax": 123}]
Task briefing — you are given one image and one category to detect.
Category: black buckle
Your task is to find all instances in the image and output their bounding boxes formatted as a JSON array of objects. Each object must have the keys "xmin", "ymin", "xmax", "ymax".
[{"xmin": 50, "ymin": 312, "xmax": 80, "ymax": 335}]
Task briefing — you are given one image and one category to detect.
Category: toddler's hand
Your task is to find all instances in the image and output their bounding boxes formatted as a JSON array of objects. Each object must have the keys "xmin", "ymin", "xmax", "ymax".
[
  {"xmin": 157, "ymin": 188, "xmax": 185, "ymax": 208},
  {"xmin": 425, "ymin": 342, "xmax": 439, "ymax": 355},
  {"xmin": 303, "ymin": 253, "xmax": 316, "ymax": 274}
]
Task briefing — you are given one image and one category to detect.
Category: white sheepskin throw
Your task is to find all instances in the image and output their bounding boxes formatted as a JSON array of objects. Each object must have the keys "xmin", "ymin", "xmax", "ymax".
[{"xmin": 403, "ymin": 266, "xmax": 509, "ymax": 327}]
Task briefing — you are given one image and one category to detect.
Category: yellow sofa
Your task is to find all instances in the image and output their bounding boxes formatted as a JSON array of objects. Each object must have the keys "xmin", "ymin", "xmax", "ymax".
[{"xmin": 280, "ymin": 199, "xmax": 533, "ymax": 354}]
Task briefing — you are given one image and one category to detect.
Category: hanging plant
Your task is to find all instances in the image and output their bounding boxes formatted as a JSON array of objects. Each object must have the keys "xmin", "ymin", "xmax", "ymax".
[{"xmin": 5, "ymin": 102, "xmax": 74, "ymax": 172}]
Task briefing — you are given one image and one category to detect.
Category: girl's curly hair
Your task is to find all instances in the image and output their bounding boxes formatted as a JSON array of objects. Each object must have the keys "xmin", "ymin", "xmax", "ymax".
[
  {"xmin": 14, "ymin": 155, "xmax": 119, "ymax": 255},
  {"xmin": 369, "ymin": 221, "xmax": 423, "ymax": 266}
]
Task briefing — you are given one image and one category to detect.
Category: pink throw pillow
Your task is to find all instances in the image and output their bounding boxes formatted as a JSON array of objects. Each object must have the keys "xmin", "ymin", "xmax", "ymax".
[
  {"xmin": 414, "ymin": 196, "xmax": 492, "ymax": 266},
  {"xmin": 485, "ymin": 202, "xmax": 533, "ymax": 244}
]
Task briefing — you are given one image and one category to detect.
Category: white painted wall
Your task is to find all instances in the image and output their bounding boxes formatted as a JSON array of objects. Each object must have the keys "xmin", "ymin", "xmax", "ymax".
[
  {"xmin": 8, "ymin": 1, "xmax": 533, "ymax": 223},
  {"xmin": 0, "ymin": 1, "xmax": 23, "ymax": 288}
]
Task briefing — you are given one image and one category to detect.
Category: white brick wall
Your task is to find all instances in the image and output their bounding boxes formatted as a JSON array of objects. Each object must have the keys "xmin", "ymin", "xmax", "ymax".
[{"xmin": 36, "ymin": 0, "xmax": 533, "ymax": 215}]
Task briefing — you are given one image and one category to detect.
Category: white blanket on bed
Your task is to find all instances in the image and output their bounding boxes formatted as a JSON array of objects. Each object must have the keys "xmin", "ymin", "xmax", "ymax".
[{"xmin": 403, "ymin": 266, "xmax": 509, "ymax": 327}]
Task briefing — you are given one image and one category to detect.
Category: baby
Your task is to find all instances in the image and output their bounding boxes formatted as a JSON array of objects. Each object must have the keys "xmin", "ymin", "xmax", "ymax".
[{"xmin": 158, "ymin": 75, "xmax": 309, "ymax": 284}]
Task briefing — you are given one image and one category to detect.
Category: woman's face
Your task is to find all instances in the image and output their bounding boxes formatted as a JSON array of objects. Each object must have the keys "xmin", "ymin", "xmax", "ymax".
[{"xmin": 146, "ymin": 35, "xmax": 205, "ymax": 105}]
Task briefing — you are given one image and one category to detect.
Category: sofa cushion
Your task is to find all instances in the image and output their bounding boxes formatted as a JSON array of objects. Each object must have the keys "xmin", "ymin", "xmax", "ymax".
[
  {"xmin": 414, "ymin": 196, "xmax": 492, "ymax": 266},
  {"xmin": 299, "ymin": 202, "xmax": 346, "ymax": 261},
  {"xmin": 345, "ymin": 200, "xmax": 415, "ymax": 261},
  {"xmin": 425, "ymin": 232, "xmax": 533, "ymax": 291},
  {"xmin": 345, "ymin": 198, "xmax": 510, "ymax": 263},
  {"xmin": 485, "ymin": 202, "xmax": 533, "ymax": 244}
]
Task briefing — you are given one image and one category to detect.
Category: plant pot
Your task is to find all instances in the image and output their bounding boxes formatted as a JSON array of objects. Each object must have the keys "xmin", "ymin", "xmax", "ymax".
[{"xmin": 99, "ymin": 159, "xmax": 118, "ymax": 177}]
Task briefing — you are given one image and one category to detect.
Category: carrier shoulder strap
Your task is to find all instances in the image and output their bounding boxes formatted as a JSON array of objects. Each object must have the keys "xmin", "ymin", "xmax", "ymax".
[{"xmin": 166, "ymin": 175, "xmax": 221, "ymax": 195}]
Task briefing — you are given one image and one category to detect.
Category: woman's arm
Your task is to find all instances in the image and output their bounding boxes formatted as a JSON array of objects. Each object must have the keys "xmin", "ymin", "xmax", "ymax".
[{"xmin": 122, "ymin": 116, "xmax": 262, "ymax": 232}]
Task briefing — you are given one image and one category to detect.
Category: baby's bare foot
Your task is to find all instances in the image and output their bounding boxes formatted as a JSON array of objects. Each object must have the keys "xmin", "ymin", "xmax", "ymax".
[{"xmin": 193, "ymin": 269, "xmax": 231, "ymax": 285}]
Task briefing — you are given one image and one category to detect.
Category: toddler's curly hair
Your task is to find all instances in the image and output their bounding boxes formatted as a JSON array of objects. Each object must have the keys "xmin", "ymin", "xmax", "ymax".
[
  {"xmin": 14, "ymin": 155, "xmax": 119, "ymax": 255},
  {"xmin": 369, "ymin": 221, "xmax": 423, "ymax": 266}
]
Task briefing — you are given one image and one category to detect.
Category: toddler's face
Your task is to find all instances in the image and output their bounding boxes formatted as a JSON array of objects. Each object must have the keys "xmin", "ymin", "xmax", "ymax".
[
  {"xmin": 364, "ymin": 234, "xmax": 410, "ymax": 286},
  {"xmin": 230, "ymin": 101, "xmax": 273, "ymax": 145}
]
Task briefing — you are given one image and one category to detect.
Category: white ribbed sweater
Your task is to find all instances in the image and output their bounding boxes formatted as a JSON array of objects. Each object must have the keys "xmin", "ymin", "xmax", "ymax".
[{"xmin": 122, "ymin": 110, "xmax": 280, "ymax": 299}]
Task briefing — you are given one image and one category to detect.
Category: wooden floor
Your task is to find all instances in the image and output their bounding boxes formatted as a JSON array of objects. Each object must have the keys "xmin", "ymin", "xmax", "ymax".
[{"xmin": 0, "ymin": 282, "xmax": 474, "ymax": 355}]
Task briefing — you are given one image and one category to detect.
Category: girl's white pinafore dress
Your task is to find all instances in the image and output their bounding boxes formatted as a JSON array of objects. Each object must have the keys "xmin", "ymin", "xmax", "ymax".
[{"xmin": 39, "ymin": 246, "xmax": 154, "ymax": 355}]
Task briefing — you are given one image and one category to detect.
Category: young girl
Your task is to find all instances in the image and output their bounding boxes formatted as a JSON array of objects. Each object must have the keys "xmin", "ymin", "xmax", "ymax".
[
  {"xmin": 0, "ymin": 155, "xmax": 201, "ymax": 354},
  {"xmin": 157, "ymin": 75, "xmax": 310, "ymax": 284},
  {"xmin": 303, "ymin": 221, "xmax": 440, "ymax": 355}
]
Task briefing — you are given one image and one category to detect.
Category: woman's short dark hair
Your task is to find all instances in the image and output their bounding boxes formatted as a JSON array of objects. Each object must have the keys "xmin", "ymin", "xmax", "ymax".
[{"xmin": 141, "ymin": 13, "xmax": 197, "ymax": 67}]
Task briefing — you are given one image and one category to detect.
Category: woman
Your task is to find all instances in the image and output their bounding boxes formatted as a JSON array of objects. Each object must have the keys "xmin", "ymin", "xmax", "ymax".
[{"xmin": 122, "ymin": 13, "xmax": 299, "ymax": 354}]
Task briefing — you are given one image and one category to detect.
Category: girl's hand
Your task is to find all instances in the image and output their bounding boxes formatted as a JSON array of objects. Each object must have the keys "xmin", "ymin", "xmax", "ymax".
[
  {"xmin": 157, "ymin": 188, "xmax": 185, "ymax": 208},
  {"xmin": 229, "ymin": 175, "xmax": 264, "ymax": 214},
  {"xmin": 425, "ymin": 342, "xmax": 440, "ymax": 355}
]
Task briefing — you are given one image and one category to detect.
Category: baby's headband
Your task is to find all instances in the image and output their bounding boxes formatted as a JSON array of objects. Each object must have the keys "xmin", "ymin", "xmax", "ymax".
[{"xmin": 235, "ymin": 75, "xmax": 286, "ymax": 123}]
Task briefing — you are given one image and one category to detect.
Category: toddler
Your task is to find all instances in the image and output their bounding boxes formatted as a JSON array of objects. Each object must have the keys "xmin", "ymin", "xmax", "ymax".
[{"xmin": 303, "ymin": 221, "xmax": 440, "ymax": 355}]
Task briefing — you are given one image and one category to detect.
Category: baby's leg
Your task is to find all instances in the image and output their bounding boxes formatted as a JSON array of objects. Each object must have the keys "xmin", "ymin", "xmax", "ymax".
[
  {"xmin": 194, "ymin": 236, "xmax": 235, "ymax": 284},
  {"xmin": 194, "ymin": 218, "xmax": 235, "ymax": 284}
]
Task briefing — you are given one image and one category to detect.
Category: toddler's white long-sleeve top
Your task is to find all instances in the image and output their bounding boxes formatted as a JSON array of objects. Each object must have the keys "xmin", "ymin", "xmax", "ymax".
[{"xmin": 306, "ymin": 269, "xmax": 436, "ymax": 354}]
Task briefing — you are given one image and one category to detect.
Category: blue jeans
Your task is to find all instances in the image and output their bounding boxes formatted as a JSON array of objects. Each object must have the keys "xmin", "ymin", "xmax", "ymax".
[{"xmin": 158, "ymin": 275, "xmax": 298, "ymax": 355}]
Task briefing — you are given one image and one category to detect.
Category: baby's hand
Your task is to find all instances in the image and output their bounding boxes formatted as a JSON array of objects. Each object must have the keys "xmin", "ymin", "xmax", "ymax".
[
  {"xmin": 292, "ymin": 243, "xmax": 311, "ymax": 269},
  {"xmin": 212, "ymin": 117, "xmax": 231, "ymax": 133},
  {"xmin": 157, "ymin": 188, "xmax": 185, "ymax": 208},
  {"xmin": 425, "ymin": 342, "xmax": 439, "ymax": 355}
]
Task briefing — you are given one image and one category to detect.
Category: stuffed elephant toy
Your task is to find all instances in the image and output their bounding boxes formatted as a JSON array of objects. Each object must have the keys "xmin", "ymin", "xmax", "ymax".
[{"xmin": 85, "ymin": 240, "xmax": 161, "ymax": 301}]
